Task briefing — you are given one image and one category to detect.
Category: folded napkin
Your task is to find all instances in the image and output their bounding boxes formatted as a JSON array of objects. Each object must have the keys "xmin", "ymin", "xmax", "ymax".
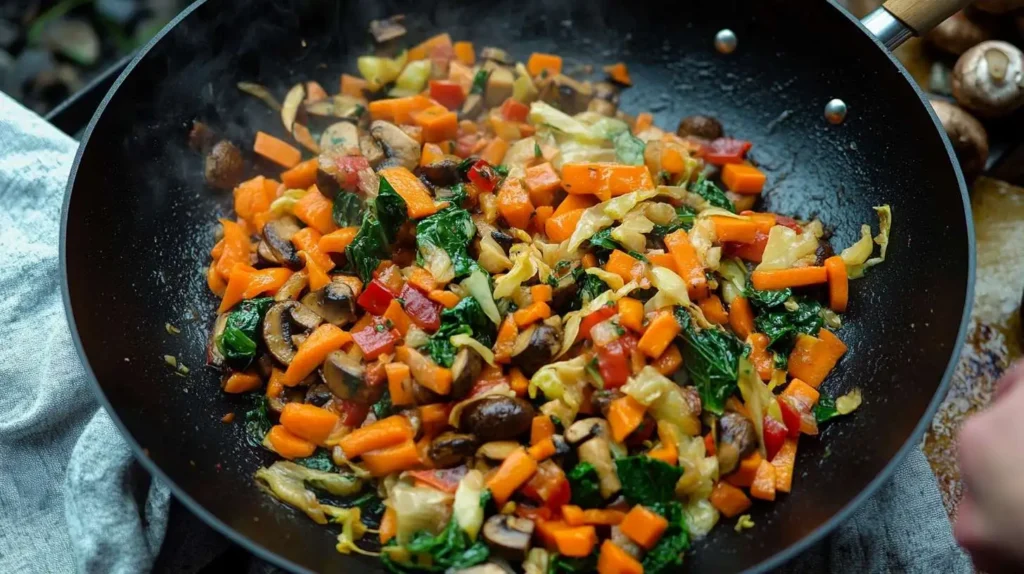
[{"xmin": 0, "ymin": 91, "xmax": 972, "ymax": 574}]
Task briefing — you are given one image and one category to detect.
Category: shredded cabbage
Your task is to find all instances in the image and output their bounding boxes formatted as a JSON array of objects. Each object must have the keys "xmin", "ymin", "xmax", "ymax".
[
  {"xmin": 685, "ymin": 499, "xmax": 721, "ymax": 539},
  {"xmin": 846, "ymin": 205, "xmax": 892, "ymax": 279},
  {"xmin": 840, "ymin": 225, "xmax": 874, "ymax": 267},
  {"xmin": 478, "ymin": 232, "xmax": 513, "ymax": 274},
  {"xmin": 502, "ymin": 136, "xmax": 539, "ymax": 178},
  {"xmin": 555, "ymin": 140, "xmax": 617, "ymax": 170},
  {"xmin": 621, "ymin": 366, "xmax": 701, "ymax": 436},
  {"xmin": 836, "ymin": 388, "xmax": 863, "ymax": 415},
  {"xmin": 450, "ymin": 333, "xmax": 496, "ymax": 366},
  {"xmin": 512, "ymin": 63, "xmax": 539, "ymax": 103},
  {"xmin": 389, "ymin": 481, "xmax": 453, "ymax": 544},
  {"xmin": 717, "ymin": 258, "xmax": 747, "ymax": 304},
  {"xmin": 585, "ymin": 267, "xmax": 625, "ymax": 290},
  {"xmin": 529, "ymin": 356, "xmax": 587, "ymax": 403},
  {"xmin": 461, "ymin": 270, "xmax": 500, "ymax": 325},
  {"xmin": 649, "ymin": 266, "xmax": 692, "ymax": 308},
  {"xmin": 558, "ymin": 281, "xmax": 639, "ymax": 357},
  {"xmin": 610, "ymin": 209, "xmax": 655, "ymax": 252},
  {"xmin": 324, "ymin": 505, "xmax": 372, "ymax": 555},
  {"xmin": 357, "ymin": 51, "xmax": 408, "ymax": 91},
  {"xmin": 528, "ymin": 102, "xmax": 595, "ymax": 141},
  {"xmin": 567, "ymin": 190, "xmax": 660, "ymax": 252},
  {"xmin": 452, "ymin": 470, "xmax": 486, "ymax": 540},
  {"xmin": 269, "ymin": 189, "xmax": 308, "ymax": 216},
  {"xmin": 493, "ymin": 244, "xmax": 537, "ymax": 299},
  {"xmin": 736, "ymin": 357, "xmax": 773, "ymax": 457},
  {"xmin": 255, "ymin": 462, "xmax": 363, "ymax": 525},
  {"xmin": 389, "ymin": 59, "xmax": 431, "ymax": 96},
  {"xmin": 420, "ymin": 243, "xmax": 455, "ymax": 284},
  {"xmin": 756, "ymin": 224, "xmax": 821, "ymax": 271},
  {"xmin": 524, "ymin": 548, "xmax": 552, "ymax": 574}
]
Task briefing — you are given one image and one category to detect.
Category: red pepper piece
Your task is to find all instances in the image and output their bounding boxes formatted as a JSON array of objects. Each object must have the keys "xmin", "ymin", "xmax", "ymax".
[
  {"xmin": 429, "ymin": 80, "xmax": 466, "ymax": 111},
  {"xmin": 763, "ymin": 415, "xmax": 788, "ymax": 461},
  {"xmin": 775, "ymin": 215, "xmax": 803, "ymax": 234},
  {"xmin": 399, "ymin": 283, "xmax": 442, "ymax": 332},
  {"xmin": 500, "ymin": 98, "xmax": 530, "ymax": 122},
  {"xmin": 467, "ymin": 159, "xmax": 500, "ymax": 193},
  {"xmin": 578, "ymin": 305, "xmax": 617, "ymax": 342},
  {"xmin": 597, "ymin": 338, "xmax": 632, "ymax": 389},
  {"xmin": 357, "ymin": 279, "xmax": 395, "ymax": 316},
  {"xmin": 351, "ymin": 321, "xmax": 399, "ymax": 360},
  {"xmin": 722, "ymin": 230, "xmax": 769, "ymax": 263},
  {"xmin": 523, "ymin": 460, "xmax": 571, "ymax": 510},
  {"xmin": 704, "ymin": 138, "xmax": 752, "ymax": 165},
  {"xmin": 337, "ymin": 399, "xmax": 369, "ymax": 427},
  {"xmin": 777, "ymin": 396, "xmax": 802, "ymax": 439},
  {"xmin": 324, "ymin": 155, "xmax": 370, "ymax": 190}
]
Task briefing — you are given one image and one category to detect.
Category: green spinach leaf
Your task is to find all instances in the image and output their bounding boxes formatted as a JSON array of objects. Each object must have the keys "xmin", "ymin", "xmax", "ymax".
[
  {"xmin": 643, "ymin": 501, "xmax": 690, "ymax": 573},
  {"xmin": 615, "ymin": 456, "xmax": 684, "ymax": 506},
  {"xmin": 295, "ymin": 449, "xmax": 337, "ymax": 472},
  {"xmin": 416, "ymin": 206, "xmax": 480, "ymax": 279},
  {"xmin": 425, "ymin": 296, "xmax": 495, "ymax": 367},
  {"xmin": 651, "ymin": 206, "xmax": 697, "ymax": 237},
  {"xmin": 243, "ymin": 395, "xmax": 272, "ymax": 448},
  {"xmin": 567, "ymin": 462, "xmax": 603, "ymax": 508},
  {"xmin": 470, "ymin": 70, "xmax": 489, "ymax": 95},
  {"xmin": 754, "ymin": 298, "xmax": 823, "ymax": 353},
  {"xmin": 371, "ymin": 389, "xmax": 393, "ymax": 420},
  {"xmin": 814, "ymin": 395, "xmax": 840, "ymax": 423},
  {"xmin": 346, "ymin": 182, "xmax": 408, "ymax": 282},
  {"xmin": 403, "ymin": 518, "xmax": 490, "ymax": 571},
  {"xmin": 675, "ymin": 307, "xmax": 746, "ymax": 415},
  {"xmin": 332, "ymin": 192, "xmax": 366, "ymax": 227},
  {"xmin": 571, "ymin": 268, "xmax": 611, "ymax": 311},
  {"xmin": 613, "ymin": 130, "xmax": 646, "ymax": 166},
  {"xmin": 549, "ymin": 552, "xmax": 599, "ymax": 574},
  {"xmin": 376, "ymin": 178, "xmax": 409, "ymax": 240},
  {"xmin": 744, "ymin": 279, "xmax": 792, "ymax": 310},
  {"xmin": 218, "ymin": 297, "xmax": 273, "ymax": 364},
  {"xmin": 691, "ymin": 176, "xmax": 734, "ymax": 213}
]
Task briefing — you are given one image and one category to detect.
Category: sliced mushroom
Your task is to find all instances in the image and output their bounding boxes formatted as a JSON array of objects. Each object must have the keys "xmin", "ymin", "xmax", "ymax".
[
  {"xmin": 206, "ymin": 313, "xmax": 228, "ymax": 367},
  {"xmin": 418, "ymin": 158, "xmax": 461, "ymax": 187},
  {"xmin": 490, "ymin": 230, "xmax": 514, "ymax": 252},
  {"xmin": 319, "ymin": 121, "xmax": 360, "ymax": 152},
  {"xmin": 952, "ymin": 40, "xmax": 1024, "ymax": 117},
  {"xmin": 360, "ymin": 134, "xmax": 385, "ymax": 167},
  {"xmin": 930, "ymin": 98, "xmax": 989, "ymax": 181},
  {"xmin": 578, "ymin": 437, "xmax": 621, "ymax": 498},
  {"xmin": 305, "ymin": 383, "xmax": 334, "ymax": 406},
  {"xmin": 450, "ymin": 347, "xmax": 484, "ymax": 400},
  {"xmin": 262, "ymin": 216, "xmax": 302, "ymax": 269},
  {"xmin": 400, "ymin": 407, "xmax": 423, "ymax": 440},
  {"xmin": 429, "ymin": 432, "xmax": 479, "ymax": 467},
  {"xmin": 677, "ymin": 115, "xmax": 724, "ymax": 140},
  {"xmin": 274, "ymin": 271, "xmax": 309, "ymax": 301},
  {"xmin": 480, "ymin": 47, "xmax": 511, "ymax": 65},
  {"xmin": 482, "ymin": 514, "xmax": 534, "ymax": 560},
  {"xmin": 301, "ymin": 278, "xmax": 357, "ymax": 326},
  {"xmin": 588, "ymin": 81, "xmax": 620, "ymax": 117},
  {"xmin": 320, "ymin": 350, "xmax": 366, "ymax": 401},
  {"xmin": 369, "ymin": 15, "xmax": 406, "ymax": 43},
  {"xmin": 257, "ymin": 240, "xmax": 282, "ymax": 267},
  {"xmin": 371, "ymin": 120, "xmax": 421, "ymax": 170},
  {"xmin": 288, "ymin": 302, "xmax": 323, "ymax": 331},
  {"xmin": 511, "ymin": 323, "xmax": 561, "ymax": 377},
  {"xmin": 458, "ymin": 396, "xmax": 534, "ymax": 442},
  {"xmin": 412, "ymin": 380, "xmax": 444, "ymax": 405},
  {"xmin": 718, "ymin": 412, "xmax": 757, "ymax": 475},
  {"xmin": 549, "ymin": 265, "xmax": 580, "ymax": 313},
  {"xmin": 305, "ymin": 95, "xmax": 365, "ymax": 120},
  {"xmin": 476, "ymin": 440, "xmax": 522, "ymax": 460},
  {"xmin": 461, "ymin": 93, "xmax": 484, "ymax": 120},
  {"xmin": 550, "ymin": 434, "xmax": 571, "ymax": 457},
  {"xmin": 484, "ymin": 66, "xmax": 515, "ymax": 108},
  {"xmin": 539, "ymin": 74, "xmax": 593, "ymax": 115},
  {"xmin": 591, "ymin": 390, "xmax": 625, "ymax": 417},
  {"xmin": 565, "ymin": 418, "xmax": 609, "ymax": 445},
  {"xmin": 263, "ymin": 302, "xmax": 302, "ymax": 364},
  {"xmin": 204, "ymin": 140, "xmax": 244, "ymax": 190}
]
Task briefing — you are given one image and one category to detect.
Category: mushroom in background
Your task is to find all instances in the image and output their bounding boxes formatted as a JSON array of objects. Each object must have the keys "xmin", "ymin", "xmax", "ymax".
[
  {"xmin": 973, "ymin": 0, "xmax": 1024, "ymax": 13},
  {"xmin": 952, "ymin": 41, "xmax": 1024, "ymax": 118},
  {"xmin": 925, "ymin": 11, "xmax": 994, "ymax": 56},
  {"xmin": 929, "ymin": 99, "xmax": 989, "ymax": 182}
]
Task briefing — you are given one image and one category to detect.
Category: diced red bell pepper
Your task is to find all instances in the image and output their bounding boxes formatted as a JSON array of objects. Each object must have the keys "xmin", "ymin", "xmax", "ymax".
[
  {"xmin": 522, "ymin": 460, "xmax": 571, "ymax": 510},
  {"xmin": 597, "ymin": 335, "xmax": 636, "ymax": 389},
  {"xmin": 722, "ymin": 230, "xmax": 769, "ymax": 263},
  {"xmin": 357, "ymin": 279, "xmax": 395, "ymax": 316},
  {"xmin": 399, "ymin": 283, "xmax": 442, "ymax": 332},
  {"xmin": 703, "ymin": 138, "xmax": 753, "ymax": 165},
  {"xmin": 407, "ymin": 466, "xmax": 468, "ymax": 494},
  {"xmin": 325, "ymin": 155, "xmax": 370, "ymax": 190},
  {"xmin": 777, "ymin": 396, "xmax": 802, "ymax": 439},
  {"xmin": 429, "ymin": 80, "xmax": 466, "ymax": 111},
  {"xmin": 515, "ymin": 505, "xmax": 554, "ymax": 522},
  {"xmin": 374, "ymin": 263, "xmax": 405, "ymax": 295},
  {"xmin": 500, "ymin": 98, "xmax": 530, "ymax": 122},
  {"xmin": 351, "ymin": 321, "xmax": 400, "ymax": 360},
  {"xmin": 775, "ymin": 215, "xmax": 803, "ymax": 234},
  {"xmin": 763, "ymin": 415, "xmax": 788, "ymax": 461},
  {"xmin": 578, "ymin": 305, "xmax": 617, "ymax": 342},
  {"xmin": 455, "ymin": 134, "xmax": 480, "ymax": 158},
  {"xmin": 337, "ymin": 399, "xmax": 369, "ymax": 427},
  {"xmin": 467, "ymin": 159, "xmax": 500, "ymax": 193}
]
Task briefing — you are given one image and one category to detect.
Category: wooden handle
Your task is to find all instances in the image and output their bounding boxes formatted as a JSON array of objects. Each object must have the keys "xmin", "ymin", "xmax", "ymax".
[{"xmin": 882, "ymin": 0, "xmax": 973, "ymax": 35}]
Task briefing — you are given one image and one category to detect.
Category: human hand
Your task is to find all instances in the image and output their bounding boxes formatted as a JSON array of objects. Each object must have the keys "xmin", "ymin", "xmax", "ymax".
[{"xmin": 955, "ymin": 360, "xmax": 1024, "ymax": 573}]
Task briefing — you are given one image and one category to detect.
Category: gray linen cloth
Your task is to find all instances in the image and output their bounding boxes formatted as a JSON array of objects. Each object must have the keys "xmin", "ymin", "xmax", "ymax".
[{"xmin": 0, "ymin": 91, "xmax": 973, "ymax": 574}]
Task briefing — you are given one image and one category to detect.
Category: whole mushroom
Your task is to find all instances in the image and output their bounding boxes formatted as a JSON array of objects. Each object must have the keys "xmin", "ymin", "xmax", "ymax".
[
  {"xmin": 929, "ymin": 99, "xmax": 989, "ymax": 182},
  {"xmin": 952, "ymin": 41, "xmax": 1024, "ymax": 117},
  {"xmin": 925, "ymin": 11, "xmax": 994, "ymax": 56}
]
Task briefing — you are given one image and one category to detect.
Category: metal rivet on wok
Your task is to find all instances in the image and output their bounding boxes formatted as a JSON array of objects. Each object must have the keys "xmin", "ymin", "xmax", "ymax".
[
  {"xmin": 825, "ymin": 98, "xmax": 848, "ymax": 125},
  {"xmin": 714, "ymin": 29, "xmax": 737, "ymax": 54}
]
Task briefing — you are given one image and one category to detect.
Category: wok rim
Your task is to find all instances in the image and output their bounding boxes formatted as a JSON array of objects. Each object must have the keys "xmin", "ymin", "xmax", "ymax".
[{"xmin": 58, "ymin": 1, "xmax": 977, "ymax": 572}]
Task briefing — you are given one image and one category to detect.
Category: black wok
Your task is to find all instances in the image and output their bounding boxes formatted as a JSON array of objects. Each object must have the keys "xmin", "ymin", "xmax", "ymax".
[{"xmin": 61, "ymin": 0, "xmax": 975, "ymax": 571}]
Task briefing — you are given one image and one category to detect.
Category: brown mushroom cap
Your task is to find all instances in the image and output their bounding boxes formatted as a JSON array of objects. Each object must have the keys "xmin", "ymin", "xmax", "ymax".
[
  {"xmin": 482, "ymin": 514, "xmax": 534, "ymax": 560},
  {"xmin": 428, "ymin": 432, "xmax": 479, "ymax": 467},
  {"xmin": 205, "ymin": 140, "xmax": 244, "ymax": 190},
  {"xmin": 458, "ymin": 396, "xmax": 534, "ymax": 442},
  {"xmin": 925, "ymin": 11, "xmax": 994, "ymax": 56},
  {"xmin": 952, "ymin": 40, "xmax": 1024, "ymax": 117},
  {"xmin": 929, "ymin": 99, "xmax": 989, "ymax": 182},
  {"xmin": 718, "ymin": 412, "xmax": 757, "ymax": 475}
]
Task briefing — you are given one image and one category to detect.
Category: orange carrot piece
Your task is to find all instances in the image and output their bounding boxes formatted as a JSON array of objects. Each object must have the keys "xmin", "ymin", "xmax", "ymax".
[
  {"xmin": 291, "ymin": 227, "xmax": 335, "ymax": 271},
  {"xmin": 533, "ymin": 205, "xmax": 554, "ymax": 235},
  {"xmin": 418, "ymin": 403, "xmax": 451, "ymax": 437},
  {"xmin": 824, "ymin": 255, "xmax": 849, "ymax": 312},
  {"xmin": 530, "ymin": 415, "xmax": 556, "ymax": 446},
  {"xmin": 552, "ymin": 193, "xmax": 596, "ymax": 217},
  {"xmin": 486, "ymin": 447, "xmax": 539, "ymax": 506},
  {"xmin": 750, "ymin": 266, "xmax": 828, "ymax": 290},
  {"xmin": 283, "ymin": 324, "xmax": 352, "ymax": 386},
  {"xmin": 722, "ymin": 163, "xmax": 767, "ymax": 194},
  {"xmin": 749, "ymin": 333, "xmax": 773, "ymax": 381},
  {"xmin": 744, "ymin": 212, "xmax": 777, "ymax": 233},
  {"xmin": 242, "ymin": 268, "xmax": 293, "ymax": 299},
  {"xmin": 561, "ymin": 163, "xmax": 654, "ymax": 201},
  {"xmin": 710, "ymin": 481, "xmax": 752, "ymax": 518},
  {"xmin": 428, "ymin": 290, "xmax": 460, "ymax": 309},
  {"xmin": 319, "ymin": 227, "xmax": 359, "ymax": 254},
  {"xmin": 509, "ymin": 367, "xmax": 529, "ymax": 397},
  {"xmin": 527, "ymin": 53, "xmax": 563, "ymax": 77},
  {"xmin": 378, "ymin": 166, "xmax": 439, "ymax": 219},
  {"xmin": 648, "ymin": 440, "xmax": 678, "ymax": 466},
  {"xmin": 223, "ymin": 371, "xmax": 262, "ymax": 394},
  {"xmin": 497, "ymin": 177, "xmax": 534, "ymax": 230},
  {"xmin": 386, "ymin": 362, "xmax": 414, "ymax": 407},
  {"xmin": 254, "ymin": 131, "xmax": 301, "ymax": 168},
  {"xmin": 598, "ymin": 540, "xmax": 643, "ymax": 574},
  {"xmin": 338, "ymin": 415, "xmax": 414, "ymax": 459},
  {"xmin": 634, "ymin": 113, "xmax": 653, "ymax": 133},
  {"xmin": 395, "ymin": 346, "xmax": 452, "ymax": 396},
  {"xmin": 788, "ymin": 330, "xmax": 847, "ymax": 388},
  {"xmin": 527, "ymin": 437, "xmax": 557, "ymax": 461},
  {"xmin": 529, "ymin": 284, "xmax": 553, "ymax": 304},
  {"xmin": 298, "ymin": 250, "xmax": 331, "ymax": 292},
  {"xmin": 535, "ymin": 520, "xmax": 570, "ymax": 550},
  {"xmin": 420, "ymin": 142, "xmax": 445, "ymax": 167},
  {"xmin": 660, "ymin": 145, "xmax": 688, "ymax": 174},
  {"xmin": 493, "ymin": 315, "xmax": 519, "ymax": 364},
  {"xmin": 607, "ymin": 395, "xmax": 647, "ymax": 443},
  {"xmin": 408, "ymin": 33, "xmax": 452, "ymax": 61},
  {"xmin": 215, "ymin": 219, "xmax": 252, "ymax": 280},
  {"xmin": 605, "ymin": 249, "xmax": 645, "ymax": 283},
  {"xmin": 616, "ymin": 297, "xmax": 645, "ymax": 333},
  {"xmin": 513, "ymin": 301, "xmax": 552, "ymax": 328},
  {"xmin": 304, "ymin": 81, "xmax": 328, "ymax": 103},
  {"xmin": 728, "ymin": 296, "xmax": 755, "ymax": 339},
  {"xmin": 233, "ymin": 176, "xmax": 271, "ymax": 223},
  {"xmin": 480, "ymin": 138, "xmax": 510, "ymax": 166},
  {"xmin": 280, "ymin": 402, "xmax": 341, "ymax": 445},
  {"xmin": 773, "ymin": 437, "xmax": 798, "ymax": 493},
  {"xmin": 582, "ymin": 509, "xmax": 627, "ymax": 526},
  {"xmin": 552, "ymin": 526, "xmax": 597, "ymax": 557},
  {"xmin": 206, "ymin": 264, "xmax": 227, "ymax": 297},
  {"xmin": 340, "ymin": 74, "xmax": 367, "ymax": 98},
  {"xmin": 379, "ymin": 507, "xmax": 398, "ymax": 544},
  {"xmin": 369, "ymin": 95, "xmax": 433, "ymax": 124},
  {"xmin": 750, "ymin": 459, "xmax": 777, "ymax": 501},
  {"xmin": 725, "ymin": 451, "xmax": 764, "ymax": 488},
  {"xmin": 545, "ymin": 208, "xmax": 585, "ymax": 242},
  {"xmin": 647, "ymin": 252, "xmax": 678, "ymax": 274},
  {"xmin": 698, "ymin": 294, "xmax": 729, "ymax": 325},
  {"xmin": 524, "ymin": 162, "xmax": 562, "ymax": 207},
  {"xmin": 406, "ymin": 267, "xmax": 437, "ymax": 293},
  {"xmin": 620, "ymin": 505, "xmax": 669, "ymax": 550},
  {"xmin": 293, "ymin": 187, "xmax": 338, "ymax": 235},
  {"xmin": 711, "ymin": 216, "xmax": 760, "ymax": 244},
  {"xmin": 637, "ymin": 311, "xmax": 682, "ymax": 359},
  {"xmin": 652, "ymin": 344, "xmax": 683, "ymax": 376},
  {"xmin": 361, "ymin": 440, "xmax": 423, "ymax": 476},
  {"xmin": 281, "ymin": 158, "xmax": 319, "ymax": 189},
  {"xmin": 266, "ymin": 425, "xmax": 316, "ymax": 459},
  {"xmin": 267, "ymin": 368, "xmax": 286, "ymax": 399},
  {"xmin": 581, "ymin": 253, "xmax": 598, "ymax": 269},
  {"xmin": 453, "ymin": 41, "xmax": 475, "ymax": 65},
  {"xmin": 383, "ymin": 299, "xmax": 414, "ymax": 337},
  {"xmin": 413, "ymin": 105, "xmax": 459, "ymax": 143},
  {"xmin": 783, "ymin": 378, "xmax": 821, "ymax": 407},
  {"xmin": 603, "ymin": 62, "xmax": 632, "ymax": 86},
  {"xmin": 562, "ymin": 505, "xmax": 587, "ymax": 527},
  {"xmin": 664, "ymin": 229, "xmax": 708, "ymax": 300},
  {"xmin": 218, "ymin": 263, "xmax": 256, "ymax": 313}
]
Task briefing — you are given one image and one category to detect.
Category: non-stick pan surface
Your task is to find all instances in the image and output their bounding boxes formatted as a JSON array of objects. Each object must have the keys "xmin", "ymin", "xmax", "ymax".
[{"xmin": 61, "ymin": 0, "xmax": 974, "ymax": 571}]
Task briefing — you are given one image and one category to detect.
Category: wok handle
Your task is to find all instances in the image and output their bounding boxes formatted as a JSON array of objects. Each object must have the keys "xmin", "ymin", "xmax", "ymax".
[{"xmin": 863, "ymin": 0, "xmax": 972, "ymax": 50}]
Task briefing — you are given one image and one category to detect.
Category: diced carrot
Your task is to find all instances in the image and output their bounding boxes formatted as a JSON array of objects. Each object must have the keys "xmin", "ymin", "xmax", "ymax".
[
  {"xmin": 749, "ymin": 333, "xmax": 773, "ymax": 381},
  {"xmin": 743, "ymin": 212, "xmax": 777, "ymax": 233},
  {"xmin": 637, "ymin": 311, "xmax": 681, "ymax": 359},
  {"xmin": 524, "ymin": 162, "xmax": 562, "ymax": 207},
  {"xmin": 283, "ymin": 324, "xmax": 352, "ymax": 386},
  {"xmin": 497, "ymin": 177, "xmax": 534, "ymax": 230},
  {"xmin": 395, "ymin": 346, "xmax": 452, "ymax": 396},
  {"xmin": 223, "ymin": 371, "xmax": 262, "ymax": 394},
  {"xmin": 281, "ymin": 158, "xmax": 319, "ymax": 189},
  {"xmin": 319, "ymin": 227, "xmax": 359, "ymax": 254},
  {"xmin": 782, "ymin": 378, "xmax": 820, "ymax": 407},
  {"xmin": 824, "ymin": 255, "xmax": 849, "ymax": 312},
  {"xmin": 530, "ymin": 284, "xmax": 553, "ymax": 304},
  {"xmin": 750, "ymin": 266, "xmax": 828, "ymax": 290},
  {"xmin": 267, "ymin": 369, "xmax": 286, "ymax": 399},
  {"xmin": 206, "ymin": 264, "xmax": 227, "ymax": 297},
  {"xmin": 408, "ymin": 33, "xmax": 452, "ymax": 61},
  {"xmin": 361, "ymin": 440, "xmax": 423, "ymax": 476},
  {"xmin": 535, "ymin": 519, "xmax": 570, "ymax": 550},
  {"xmin": 581, "ymin": 253, "xmax": 598, "ymax": 269},
  {"xmin": 338, "ymin": 415, "xmax": 414, "ymax": 459},
  {"xmin": 788, "ymin": 329, "xmax": 847, "ymax": 388},
  {"xmin": 242, "ymin": 268, "xmax": 293, "ymax": 299},
  {"xmin": 527, "ymin": 437, "xmax": 557, "ymax": 461},
  {"xmin": 369, "ymin": 95, "xmax": 433, "ymax": 124},
  {"xmin": 704, "ymin": 433, "xmax": 716, "ymax": 456},
  {"xmin": 616, "ymin": 297, "xmax": 644, "ymax": 333},
  {"xmin": 664, "ymin": 229, "xmax": 708, "ymax": 300},
  {"xmin": 453, "ymin": 41, "xmax": 475, "ymax": 65},
  {"xmin": 413, "ymin": 105, "xmax": 459, "ymax": 143},
  {"xmin": 280, "ymin": 402, "xmax": 341, "ymax": 445},
  {"xmin": 552, "ymin": 526, "xmax": 597, "ymax": 557},
  {"xmin": 379, "ymin": 507, "xmax": 398, "ymax": 544},
  {"xmin": 773, "ymin": 437, "xmax": 798, "ymax": 493},
  {"xmin": 379, "ymin": 166, "xmax": 439, "ymax": 218},
  {"xmin": 293, "ymin": 187, "xmax": 338, "ymax": 234},
  {"xmin": 383, "ymin": 299, "xmax": 414, "ymax": 337},
  {"xmin": 530, "ymin": 415, "xmax": 555, "ymax": 446},
  {"xmin": 266, "ymin": 425, "xmax": 316, "ymax": 459},
  {"xmin": 215, "ymin": 218, "xmax": 252, "ymax": 280},
  {"xmin": 598, "ymin": 540, "xmax": 643, "ymax": 574},
  {"xmin": 605, "ymin": 250, "xmax": 645, "ymax": 284},
  {"xmin": 500, "ymin": 98, "xmax": 530, "ymax": 123},
  {"xmin": 711, "ymin": 216, "xmax": 759, "ymax": 244},
  {"xmin": 722, "ymin": 163, "xmax": 767, "ymax": 194},
  {"xmin": 291, "ymin": 226, "xmax": 335, "ymax": 271},
  {"xmin": 648, "ymin": 438, "xmax": 678, "ymax": 466},
  {"xmin": 561, "ymin": 163, "xmax": 654, "ymax": 201},
  {"xmin": 386, "ymin": 362, "xmax": 414, "ymax": 407},
  {"xmin": 298, "ymin": 250, "xmax": 330, "ymax": 291},
  {"xmin": 562, "ymin": 505, "xmax": 586, "ymax": 527},
  {"xmin": 750, "ymin": 459, "xmax": 777, "ymax": 501},
  {"xmin": 620, "ymin": 505, "xmax": 669, "ymax": 549},
  {"xmin": 340, "ymin": 73, "xmax": 367, "ymax": 98},
  {"xmin": 607, "ymin": 395, "xmax": 647, "ymax": 443},
  {"xmin": 527, "ymin": 53, "xmax": 563, "ymax": 77},
  {"xmin": 486, "ymin": 447, "xmax": 539, "ymax": 506},
  {"xmin": 254, "ymin": 131, "xmax": 301, "ymax": 168},
  {"xmin": 428, "ymin": 290, "xmax": 460, "ymax": 309},
  {"xmin": 710, "ymin": 481, "xmax": 752, "ymax": 518},
  {"xmin": 725, "ymin": 451, "xmax": 763, "ymax": 488},
  {"xmin": 652, "ymin": 344, "xmax": 683, "ymax": 376},
  {"xmin": 647, "ymin": 252, "xmax": 677, "ymax": 273},
  {"xmin": 634, "ymin": 112, "xmax": 653, "ymax": 133},
  {"xmin": 233, "ymin": 176, "xmax": 272, "ymax": 223},
  {"xmin": 419, "ymin": 403, "xmax": 451, "ymax": 437},
  {"xmin": 603, "ymin": 62, "xmax": 632, "ymax": 86},
  {"xmin": 660, "ymin": 145, "xmax": 687, "ymax": 174},
  {"xmin": 552, "ymin": 193, "xmax": 596, "ymax": 218},
  {"xmin": 218, "ymin": 262, "xmax": 256, "ymax": 313},
  {"xmin": 545, "ymin": 208, "xmax": 585, "ymax": 242},
  {"xmin": 698, "ymin": 294, "xmax": 729, "ymax": 325},
  {"xmin": 728, "ymin": 296, "xmax": 755, "ymax": 339},
  {"xmin": 509, "ymin": 368, "xmax": 529, "ymax": 398},
  {"xmin": 493, "ymin": 315, "xmax": 518, "ymax": 364},
  {"xmin": 514, "ymin": 301, "xmax": 552, "ymax": 328},
  {"xmin": 534, "ymin": 206, "xmax": 554, "ymax": 235},
  {"xmin": 480, "ymin": 137, "xmax": 510, "ymax": 166},
  {"xmin": 420, "ymin": 142, "xmax": 445, "ymax": 167}
]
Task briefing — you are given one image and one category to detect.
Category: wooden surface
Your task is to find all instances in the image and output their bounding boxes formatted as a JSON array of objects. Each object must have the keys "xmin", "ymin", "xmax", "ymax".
[{"xmin": 883, "ymin": 0, "xmax": 973, "ymax": 35}]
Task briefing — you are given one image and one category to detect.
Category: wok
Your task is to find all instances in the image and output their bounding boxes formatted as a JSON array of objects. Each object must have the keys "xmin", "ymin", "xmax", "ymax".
[{"xmin": 61, "ymin": 0, "xmax": 976, "ymax": 571}]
